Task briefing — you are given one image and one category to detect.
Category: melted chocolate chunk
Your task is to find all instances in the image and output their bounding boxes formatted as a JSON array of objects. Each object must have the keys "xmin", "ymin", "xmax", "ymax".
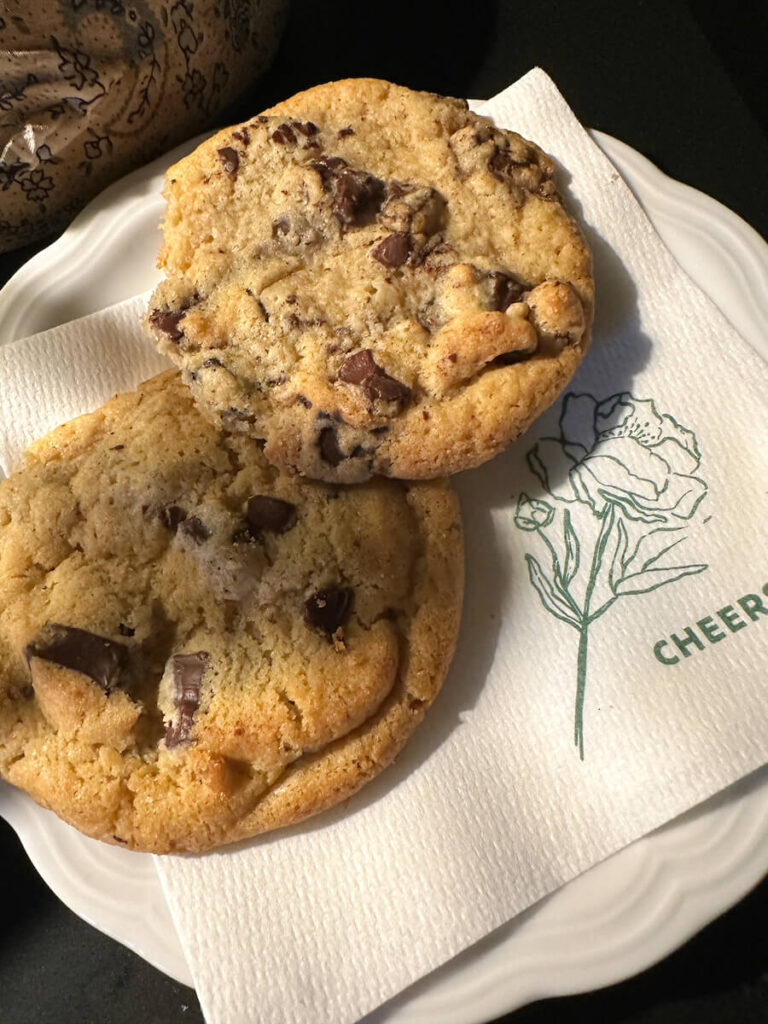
[
  {"xmin": 339, "ymin": 349, "xmax": 411, "ymax": 405},
  {"xmin": 372, "ymin": 232, "xmax": 412, "ymax": 268},
  {"xmin": 180, "ymin": 516, "xmax": 211, "ymax": 544},
  {"xmin": 338, "ymin": 126, "xmax": 355, "ymax": 138},
  {"xmin": 217, "ymin": 146, "xmax": 240, "ymax": 178},
  {"xmin": 310, "ymin": 154, "xmax": 348, "ymax": 184},
  {"xmin": 304, "ymin": 587, "xmax": 354, "ymax": 636},
  {"xmin": 487, "ymin": 271, "xmax": 527, "ymax": 311},
  {"xmin": 246, "ymin": 495, "xmax": 297, "ymax": 534},
  {"xmin": 294, "ymin": 120, "xmax": 318, "ymax": 137},
  {"xmin": 26, "ymin": 624, "xmax": 128, "ymax": 693},
  {"xmin": 272, "ymin": 122, "xmax": 297, "ymax": 145},
  {"xmin": 165, "ymin": 651, "xmax": 209, "ymax": 748},
  {"xmin": 160, "ymin": 505, "xmax": 187, "ymax": 531},
  {"xmin": 319, "ymin": 426, "xmax": 344, "ymax": 466},
  {"xmin": 118, "ymin": 623, "xmax": 135, "ymax": 637},
  {"xmin": 334, "ymin": 167, "xmax": 385, "ymax": 227},
  {"xmin": 149, "ymin": 308, "xmax": 186, "ymax": 342}
]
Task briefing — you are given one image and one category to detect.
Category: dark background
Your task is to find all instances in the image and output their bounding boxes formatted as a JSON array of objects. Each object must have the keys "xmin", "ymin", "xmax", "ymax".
[{"xmin": 2, "ymin": 1, "xmax": 767, "ymax": 1021}]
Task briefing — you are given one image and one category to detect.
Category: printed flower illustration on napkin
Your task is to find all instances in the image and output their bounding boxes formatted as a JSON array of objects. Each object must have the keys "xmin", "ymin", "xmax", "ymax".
[{"xmin": 515, "ymin": 392, "xmax": 710, "ymax": 757}]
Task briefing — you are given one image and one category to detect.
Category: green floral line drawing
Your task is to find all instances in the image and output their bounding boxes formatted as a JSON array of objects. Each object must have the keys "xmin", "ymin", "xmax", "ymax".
[{"xmin": 514, "ymin": 392, "xmax": 710, "ymax": 759}]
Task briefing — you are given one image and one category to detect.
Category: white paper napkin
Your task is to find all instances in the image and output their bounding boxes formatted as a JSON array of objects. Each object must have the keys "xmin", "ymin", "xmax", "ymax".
[{"xmin": 1, "ymin": 68, "xmax": 767, "ymax": 1024}]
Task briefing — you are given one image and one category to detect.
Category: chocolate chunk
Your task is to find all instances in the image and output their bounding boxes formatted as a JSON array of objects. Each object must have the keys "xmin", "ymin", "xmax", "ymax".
[
  {"xmin": 272, "ymin": 123, "xmax": 297, "ymax": 145},
  {"xmin": 232, "ymin": 127, "xmax": 250, "ymax": 145},
  {"xmin": 202, "ymin": 357, "xmax": 223, "ymax": 368},
  {"xmin": 272, "ymin": 212, "xmax": 320, "ymax": 249},
  {"xmin": 304, "ymin": 587, "xmax": 354, "ymax": 636},
  {"xmin": 297, "ymin": 394, "xmax": 312, "ymax": 408},
  {"xmin": 110, "ymin": 444, "xmax": 125, "ymax": 451},
  {"xmin": 334, "ymin": 168, "xmax": 385, "ymax": 228},
  {"xmin": 488, "ymin": 147, "xmax": 522, "ymax": 180},
  {"xmin": 118, "ymin": 624, "xmax": 135, "ymax": 637},
  {"xmin": 368, "ymin": 373, "xmax": 411, "ymax": 403},
  {"xmin": 149, "ymin": 308, "xmax": 186, "ymax": 342},
  {"xmin": 319, "ymin": 426, "xmax": 344, "ymax": 466},
  {"xmin": 339, "ymin": 349, "xmax": 411, "ymax": 405},
  {"xmin": 294, "ymin": 121, "xmax": 318, "ymax": 137},
  {"xmin": 487, "ymin": 271, "xmax": 526, "ymax": 311},
  {"xmin": 246, "ymin": 495, "xmax": 297, "ymax": 534},
  {"xmin": 217, "ymin": 146, "xmax": 240, "ymax": 178},
  {"xmin": 160, "ymin": 505, "xmax": 187, "ymax": 531},
  {"xmin": 165, "ymin": 651, "xmax": 209, "ymax": 747},
  {"xmin": 338, "ymin": 349, "xmax": 377, "ymax": 385},
  {"xmin": 26, "ymin": 624, "xmax": 128, "ymax": 693},
  {"xmin": 311, "ymin": 154, "xmax": 348, "ymax": 184},
  {"xmin": 179, "ymin": 516, "xmax": 211, "ymax": 544},
  {"xmin": 372, "ymin": 232, "xmax": 412, "ymax": 268},
  {"xmin": 338, "ymin": 126, "xmax": 355, "ymax": 138}
]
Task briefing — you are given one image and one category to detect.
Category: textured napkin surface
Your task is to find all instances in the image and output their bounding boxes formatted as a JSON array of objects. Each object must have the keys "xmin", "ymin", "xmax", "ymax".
[{"xmin": 1, "ymin": 68, "xmax": 767, "ymax": 1024}]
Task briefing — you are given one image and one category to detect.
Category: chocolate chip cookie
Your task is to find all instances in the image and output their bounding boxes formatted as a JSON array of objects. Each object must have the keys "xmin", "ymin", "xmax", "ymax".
[
  {"xmin": 0, "ymin": 371, "xmax": 463, "ymax": 853},
  {"xmin": 144, "ymin": 78, "xmax": 594, "ymax": 483}
]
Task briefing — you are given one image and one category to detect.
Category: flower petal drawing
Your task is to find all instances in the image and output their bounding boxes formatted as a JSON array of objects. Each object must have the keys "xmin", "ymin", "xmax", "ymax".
[
  {"xmin": 527, "ymin": 439, "xmax": 578, "ymax": 499},
  {"xmin": 515, "ymin": 389, "xmax": 709, "ymax": 758},
  {"xmin": 559, "ymin": 392, "xmax": 599, "ymax": 452},
  {"xmin": 515, "ymin": 494, "xmax": 555, "ymax": 531}
]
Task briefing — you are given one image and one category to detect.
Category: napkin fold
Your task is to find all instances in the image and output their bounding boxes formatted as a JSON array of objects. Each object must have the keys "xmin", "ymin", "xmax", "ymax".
[{"xmin": 1, "ymin": 68, "xmax": 767, "ymax": 1024}]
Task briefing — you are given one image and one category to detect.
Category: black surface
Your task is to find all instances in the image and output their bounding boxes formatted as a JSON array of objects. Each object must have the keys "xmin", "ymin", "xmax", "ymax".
[{"xmin": 1, "ymin": 2, "xmax": 766, "ymax": 1023}]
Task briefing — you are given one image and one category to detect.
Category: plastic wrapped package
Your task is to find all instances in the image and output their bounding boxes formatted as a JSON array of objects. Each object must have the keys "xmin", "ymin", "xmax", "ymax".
[{"xmin": 0, "ymin": 0, "xmax": 288, "ymax": 253}]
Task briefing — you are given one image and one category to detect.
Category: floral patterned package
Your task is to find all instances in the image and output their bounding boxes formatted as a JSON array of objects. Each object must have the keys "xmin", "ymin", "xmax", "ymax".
[{"xmin": 0, "ymin": 0, "xmax": 288, "ymax": 253}]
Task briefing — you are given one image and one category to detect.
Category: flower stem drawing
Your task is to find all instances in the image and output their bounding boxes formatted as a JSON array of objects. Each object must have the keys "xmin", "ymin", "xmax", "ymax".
[{"xmin": 515, "ymin": 392, "xmax": 710, "ymax": 759}]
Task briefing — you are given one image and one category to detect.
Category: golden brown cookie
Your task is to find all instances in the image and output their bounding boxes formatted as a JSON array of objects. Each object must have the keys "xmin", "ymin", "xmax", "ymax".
[
  {"xmin": 144, "ymin": 78, "xmax": 594, "ymax": 483},
  {"xmin": 0, "ymin": 371, "xmax": 463, "ymax": 853}
]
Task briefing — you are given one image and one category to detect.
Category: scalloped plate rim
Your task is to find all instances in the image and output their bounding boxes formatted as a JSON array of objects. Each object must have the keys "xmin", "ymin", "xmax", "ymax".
[{"xmin": 0, "ymin": 128, "xmax": 766, "ymax": 1019}]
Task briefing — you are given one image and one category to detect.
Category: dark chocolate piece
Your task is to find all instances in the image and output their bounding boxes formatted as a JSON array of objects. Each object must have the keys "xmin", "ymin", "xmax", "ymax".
[
  {"xmin": 165, "ymin": 651, "xmax": 209, "ymax": 748},
  {"xmin": 310, "ymin": 154, "xmax": 348, "ymax": 184},
  {"xmin": 338, "ymin": 126, "xmax": 355, "ymax": 138},
  {"xmin": 149, "ymin": 308, "xmax": 186, "ymax": 342},
  {"xmin": 160, "ymin": 505, "xmax": 187, "ymax": 531},
  {"xmin": 25, "ymin": 623, "xmax": 128, "ymax": 693},
  {"xmin": 338, "ymin": 349, "xmax": 377, "ymax": 384},
  {"xmin": 180, "ymin": 516, "xmax": 211, "ymax": 544},
  {"xmin": 246, "ymin": 495, "xmax": 297, "ymax": 534},
  {"xmin": 217, "ymin": 146, "xmax": 240, "ymax": 178},
  {"xmin": 294, "ymin": 121, "xmax": 318, "ymax": 137},
  {"xmin": 372, "ymin": 232, "xmax": 412, "ymax": 268},
  {"xmin": 334, "ymin": 167, "xmax": 385, "ymax": 227},
  {"xmin": 319, "ymin": 426, "xmax": 344, "ymax": 466},
  {"xmin": 487, "ymin": 271, "xmax": 526, "ymax": 311},
  {"xmin": 232, "ymin": 127, "xmax": 250, "ymax": 145},
  {"xmin": 272, "ymin": 123, "xmax": 297, "ymax": 145},
  {"xmin": 118, "ymin": 624, "xmax": 135, "ymax": 637},
  {"xmin": 339, "ymin": 349, "xmax": 411, "ymax": 405},
  {"xmin": 304, "ymin": 587, "xmax": 354, "ymax": 636}
]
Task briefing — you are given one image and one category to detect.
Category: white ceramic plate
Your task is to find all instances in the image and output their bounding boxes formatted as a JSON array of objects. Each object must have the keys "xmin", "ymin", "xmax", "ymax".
[{"xmin": 1, "ymin": 129, "xmax": 767, "ymax": 1021}]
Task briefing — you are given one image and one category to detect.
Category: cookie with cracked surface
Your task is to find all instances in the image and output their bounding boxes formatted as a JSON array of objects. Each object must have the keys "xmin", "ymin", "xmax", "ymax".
[
  {"xmin": 0, "ymin": 371, "xmax": 463, "ymax": 853},
  {"xmin": 144, "ymin": 78, "xmax": 594, "ymax": 483}
]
